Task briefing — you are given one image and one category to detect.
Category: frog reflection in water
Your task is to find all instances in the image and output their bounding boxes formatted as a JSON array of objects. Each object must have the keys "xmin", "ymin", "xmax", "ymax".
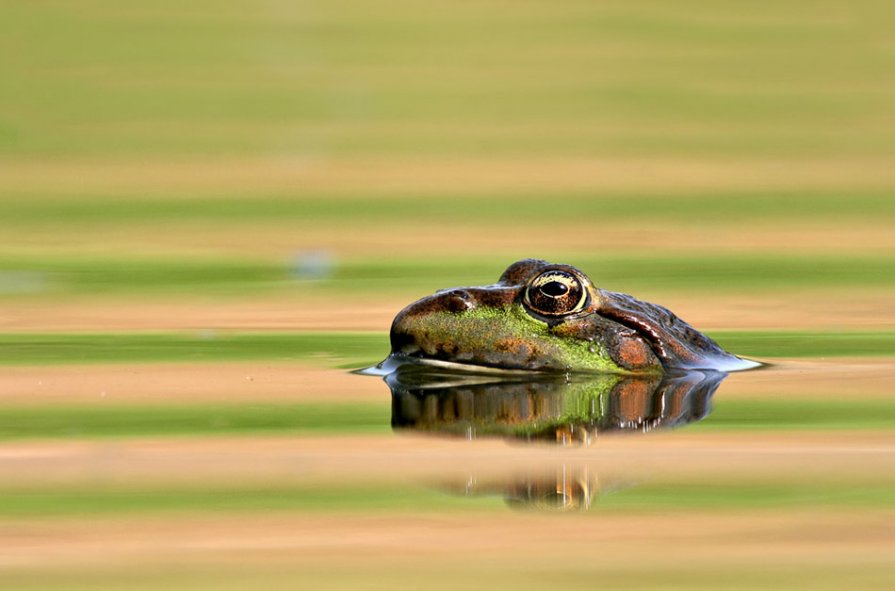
[
  {"xmin": 385, "ymin": 258, "xmax": 758, "ymax": 374},
  {"xmin": 388, "ymin": 368, "xmax": 725, "ymax": 442},
  {"xmin": 388, "ymin": 369, "xmax": 726, "ymax": 510}
]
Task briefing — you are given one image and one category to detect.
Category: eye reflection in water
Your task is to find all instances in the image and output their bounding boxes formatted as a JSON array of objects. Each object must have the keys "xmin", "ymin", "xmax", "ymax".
[{"xmin": 382, "ymin": 367, "xmax": 729, "ymax": 510}]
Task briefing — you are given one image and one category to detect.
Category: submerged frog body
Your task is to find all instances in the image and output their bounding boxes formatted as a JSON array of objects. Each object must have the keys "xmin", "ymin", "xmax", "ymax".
[{"xmin": 387, "ymin": 259, "xmax": 758, "ymax": 374}]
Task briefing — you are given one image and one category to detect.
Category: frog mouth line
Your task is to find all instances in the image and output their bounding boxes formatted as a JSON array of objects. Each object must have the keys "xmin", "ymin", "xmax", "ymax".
[
  {"xmin": 597, "ymin": 307, "xmax": 761, "ymax": 373},
  {"xmin": 596, "ymin": 310, "xmax": 673, "ymax": 365}
]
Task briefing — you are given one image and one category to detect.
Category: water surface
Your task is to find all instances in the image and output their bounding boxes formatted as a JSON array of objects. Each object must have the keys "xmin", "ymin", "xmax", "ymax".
[{"xmin": 0, "ymin": 333, "xmax": 892, "ymax": 590}]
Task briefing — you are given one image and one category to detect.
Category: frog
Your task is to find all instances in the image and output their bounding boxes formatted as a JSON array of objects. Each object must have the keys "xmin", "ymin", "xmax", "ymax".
[{"xmin": 384, "ymin": 258, "xmax": 759, "ymax": 374}]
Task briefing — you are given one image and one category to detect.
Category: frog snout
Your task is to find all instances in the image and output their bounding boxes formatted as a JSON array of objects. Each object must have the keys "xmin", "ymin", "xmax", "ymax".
[
  {"xmin": 389, "ymin": 286, "xmax": 518, "ymax": 357},
  {"xmin": 388, "ymin": 289, "xmax": 481, "ymax": 356}
]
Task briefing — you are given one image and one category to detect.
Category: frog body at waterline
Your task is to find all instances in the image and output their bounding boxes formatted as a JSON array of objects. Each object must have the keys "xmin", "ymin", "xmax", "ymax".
[{"xmin": 386, "ymin": 259, "xmax": 758, "ymax": 375}]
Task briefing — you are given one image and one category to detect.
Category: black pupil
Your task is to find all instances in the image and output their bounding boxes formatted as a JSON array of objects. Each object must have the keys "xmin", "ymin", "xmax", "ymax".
[{"xmin": 540, "ymin": 281, "xmax": 569, "ymax": 297}]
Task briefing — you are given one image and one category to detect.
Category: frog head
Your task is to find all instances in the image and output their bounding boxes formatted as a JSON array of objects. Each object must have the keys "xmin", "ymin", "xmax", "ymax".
[{"xmin": 387, "ymin": 259, "xmax": 757, "ymax": 374}]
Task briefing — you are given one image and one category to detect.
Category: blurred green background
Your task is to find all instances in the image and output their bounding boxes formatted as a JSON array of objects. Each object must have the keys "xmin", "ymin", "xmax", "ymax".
[
  {"xmin": 2, "ymin": 0, "xmax": 893, "ymax": 335},
  {"xmin": 1, "ymin": 2, "xmax": 894, "ymax": 590}
]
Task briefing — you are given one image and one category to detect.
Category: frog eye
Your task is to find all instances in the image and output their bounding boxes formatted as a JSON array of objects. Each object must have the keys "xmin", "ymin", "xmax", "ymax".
[{"xmin": 523, "ymin": 270, "xmax": 588, "ymax": 317}]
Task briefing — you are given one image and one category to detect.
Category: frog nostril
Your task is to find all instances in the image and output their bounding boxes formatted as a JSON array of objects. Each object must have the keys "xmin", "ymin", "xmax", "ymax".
[{"xmin": 444, "ymin": 289, "xmax": 474, "ymax": 313}]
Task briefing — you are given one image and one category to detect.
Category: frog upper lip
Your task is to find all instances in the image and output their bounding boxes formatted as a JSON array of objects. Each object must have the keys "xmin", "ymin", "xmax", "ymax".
[{"xmin": 386, "ymin": 354, "xmax": 558, "ymax": 376}]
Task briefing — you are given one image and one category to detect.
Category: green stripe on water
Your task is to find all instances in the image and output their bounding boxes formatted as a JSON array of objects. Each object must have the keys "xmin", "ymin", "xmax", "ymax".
[
  {"xmin": 0, "ymin": 485, "xmax": 498, "ymax": 518},
  {"xmin": 0, "ymin": 402, "xmax": 389, "ymax": 440},
  {"xmin": 2, "ymin": 191, "xmax": 892, "ymax": 224},
  {"xmin": 0, "ymin": 480, "xmax": 890, "ymax": 519},
  {"xmin": 0, "ymin": 398, "xmax": 890, "ymax": 441},
  {"xmin": 1, "ymin": 254, "xmax": 893, "ymax": 296},
  {"xmin": 590, "ymin": 482, "xmax": 895, "ymax": 512},
  {"xmin": 0, "ymin": 331, "xmax": 891, "ymax": 366},
  {"xmin": 712, "ymin": 331, "xmax": 895, "ymax": 358},
  {"xmin": 693, "ymin": 398, "xmax": 895, "ymax": 431},
  {"xmin": 0, "ymin": 332, "xmax": 388, "ymax": 366}
]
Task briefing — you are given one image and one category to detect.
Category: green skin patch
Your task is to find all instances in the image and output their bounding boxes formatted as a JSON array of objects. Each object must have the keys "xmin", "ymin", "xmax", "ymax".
[{"xmin": 401, "ymin": 305, "xmax": 640, "ymax": 374}]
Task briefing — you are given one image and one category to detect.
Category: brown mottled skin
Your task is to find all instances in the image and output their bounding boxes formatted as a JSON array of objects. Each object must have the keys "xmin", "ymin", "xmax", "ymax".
[{"xmin": 389, "ymin": 259, "xmax": 752, "ymax": 373}]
